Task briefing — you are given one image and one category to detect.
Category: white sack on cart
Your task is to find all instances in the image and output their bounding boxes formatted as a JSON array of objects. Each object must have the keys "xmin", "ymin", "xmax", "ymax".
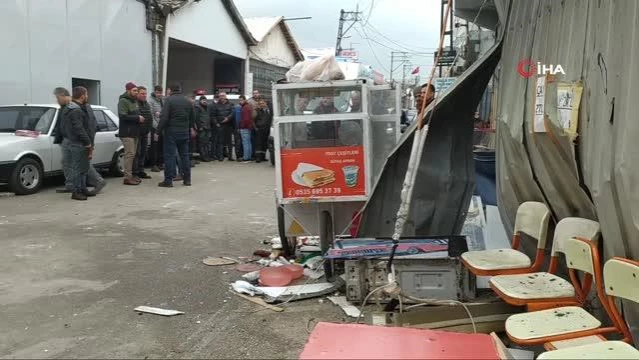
[{"xmin": 286, "ymin": 54, "xmax": 345, "ymax": 82}]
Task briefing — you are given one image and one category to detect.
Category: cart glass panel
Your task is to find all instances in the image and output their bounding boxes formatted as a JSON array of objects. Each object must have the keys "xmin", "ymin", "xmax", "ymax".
[
  {"xmin": 368, "ymin": 87, "xmax": 401, "ymax": 185},
  {"xmin": 277, "ymin": 86, "xmax": 363, "ymax": 116}
]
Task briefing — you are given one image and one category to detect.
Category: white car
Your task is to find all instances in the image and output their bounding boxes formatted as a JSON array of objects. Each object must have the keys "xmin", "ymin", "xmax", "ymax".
[{"xmin": 0, "ymin": 104, "xmax": 124, "ymax": 195}]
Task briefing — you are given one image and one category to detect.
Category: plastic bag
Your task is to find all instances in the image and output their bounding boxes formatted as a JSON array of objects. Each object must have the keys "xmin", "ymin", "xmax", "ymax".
[{"xmin": 286, "ymin": 54, "xmax": 345, "ymax": 82}]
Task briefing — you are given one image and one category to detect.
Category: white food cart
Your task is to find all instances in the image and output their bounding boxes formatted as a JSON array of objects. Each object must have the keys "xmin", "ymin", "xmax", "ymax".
[{"xmin": 272, "ymin": 79, "xmax": 401, "ymax": 276}]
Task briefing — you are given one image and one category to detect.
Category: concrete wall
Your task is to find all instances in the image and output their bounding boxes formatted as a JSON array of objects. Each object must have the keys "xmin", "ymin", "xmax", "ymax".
[
  {"xmin": 168, "ymin": 0, "xmax": 247, "ymax": 60},
  {"xmin": 250, "ymin": 24, "xmax": 297, "ymax": 68},
  {"xmin": 0, "ymin": 0, "xmax": 153, "ymax": 112}
]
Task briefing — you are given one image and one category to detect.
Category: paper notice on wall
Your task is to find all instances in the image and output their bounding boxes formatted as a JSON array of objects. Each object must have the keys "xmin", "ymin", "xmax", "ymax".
[
  {"xmin": 533, "ymin": 76, "xmax": 546, "ymax": 132},
  {"xmin": 245, "ymin": 73, "xmax": 253, "ymax": 97},
  {"xmin": 557, "ymin": 82, "xmax": 583, "ymax": 140}
]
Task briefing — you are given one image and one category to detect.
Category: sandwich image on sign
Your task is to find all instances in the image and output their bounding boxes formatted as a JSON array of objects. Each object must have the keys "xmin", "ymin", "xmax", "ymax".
[{"xmin": 292, "ymin": 163, "xmax": 336, "ymax": 188}]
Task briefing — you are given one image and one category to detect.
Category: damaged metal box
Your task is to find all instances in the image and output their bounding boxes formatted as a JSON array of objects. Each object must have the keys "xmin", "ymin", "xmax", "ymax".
[{"xmin": 344, "ymin": 236, "xmax": 475, "ymax": 303}]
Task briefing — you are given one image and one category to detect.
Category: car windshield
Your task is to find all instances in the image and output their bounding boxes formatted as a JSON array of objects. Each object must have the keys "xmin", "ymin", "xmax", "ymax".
[{"xmin": 0, "ymin": 106, "xmax": 56, "ymax": 133}]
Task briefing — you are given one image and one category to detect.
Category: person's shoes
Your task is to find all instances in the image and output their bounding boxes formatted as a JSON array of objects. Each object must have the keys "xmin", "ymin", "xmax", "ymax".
[
  {"xmin": 173, "ymin": 175, "xmax": 183, "ymax": 181},
  {"xmin": 138, "ymin": 172, "xmax": 152, "ymax": 179},
  {"xmin": 71, "ymin": 192, "xmax": 88, "ymax": 201},
  {"xmin": 82, "ymin": 189, "xmax": 97, "ymax": 197},
  {"xmin": 151, "ymin": 166, "xmax": 161, "ymax": 172},
  {"xmin": 159, "ymin": 165, "xmax": 165, "ymax": 170},
  {"xmin": 183, "ymin": 180, "xmax": 192, "ymax": 186},
  {"xmin": 190, "ymin": 164, "xmax": 195, "ymax": 168},
  {"xmin": 194, "ymin": 160, "xmax": 201, "ymax": 165},
  {"xmin": 56, "ymin": 188, "xmax": 72, "ymax": 193},
  {"xmin": 256, "ymin": 159, "xmax": 262, "ymax": 163},
  {"xmin": 158, "ymin": 181, "xmax": 173, "ymax": 188},
  {"xmin": 87, "ymin": 181, "xmax": 106, "ymax": 196},
  {"xmin": 123, "ymin": 178, "xmax": 140, "ymax": 185},
  {"xmin": 218, "ymin": 159, "xmax": 224, "ymax": 162},
  {"xmin": 201, "ymin": 158, "xmax": 211, "ymax": 162}
]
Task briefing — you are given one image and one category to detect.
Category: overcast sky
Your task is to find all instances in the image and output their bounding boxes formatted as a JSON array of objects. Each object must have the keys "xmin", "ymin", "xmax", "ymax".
[{"xmin": 234, "ymin": 0, "xmax": 442, "ymax": 81}]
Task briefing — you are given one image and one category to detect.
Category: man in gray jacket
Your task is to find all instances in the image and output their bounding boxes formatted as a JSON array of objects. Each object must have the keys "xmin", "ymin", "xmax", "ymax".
[{"xmin": 148, "ymin": 85, "xmax": 164, "ymax": 172}]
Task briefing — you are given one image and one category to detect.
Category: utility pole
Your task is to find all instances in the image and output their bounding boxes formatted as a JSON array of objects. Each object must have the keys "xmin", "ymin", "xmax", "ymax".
[
  {"xmin": 390, "ymin": 51, "xmax": 409, "ymax": 82},
  {"xmin": 335, "ymin": 7, "xmax": 362, "ymax": 56},
  {"xmin": 402, "ymin": 62, "xmax": 412, "ymax": 87},
  {"xmin": 438, "ymin": 0, "xmax": 454, "ymax": 77}
]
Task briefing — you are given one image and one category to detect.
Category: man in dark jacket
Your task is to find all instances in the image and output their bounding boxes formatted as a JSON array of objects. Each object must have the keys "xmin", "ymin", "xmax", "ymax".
[
  {"xmin": 157, "ymin": 84, "xmax": 196, "ymax": 187},
  {"xmin": 81, "ymin": 102, "xmax": 106, "ymax": 196},
  {"xmin": 62, "ymin": 87, "xmax": 93, "ymax": 201},
  {"xmin": 213, "ymin": 92, "xmax": 235, "ymax": 161},
  {"xmin": 195, "ymin": 96, "xmax": 212, "ymax": 162},
  {"xmin": 53, "ymin": 87, "xmax": 73, "ymax": 194},
  {"xmin": 118, "ymin": 82, "xmax": 144, "ymax": 185},
  {"xmin": 134, "ymin": 86, "xmax": 153, "ymax": 179},
  {"xmin": 207, "ymin": 97, "xmax": 220, "ymax": 160},
  {"xmin": 254, "ymin": 99, "xmax": 272, "ymax": 163}
]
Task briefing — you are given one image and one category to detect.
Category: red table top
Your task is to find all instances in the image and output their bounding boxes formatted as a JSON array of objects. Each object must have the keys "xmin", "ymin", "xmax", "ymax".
[{"xmin": 300, "ymin": 322, "xmax": 500, "ymax": 360}]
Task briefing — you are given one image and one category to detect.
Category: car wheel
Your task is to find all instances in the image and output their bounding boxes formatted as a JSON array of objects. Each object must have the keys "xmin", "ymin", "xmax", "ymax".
[
  {"xmin": 269, "ymin": 148, "xmax": 275, "ymax": 166},
  {"xmin": 110, "ymin": 149, "xmax": 124, "ymax": 177},
  {"xmin": 9, "ymin": 157, "xmax": 43, "ymax": 195}
]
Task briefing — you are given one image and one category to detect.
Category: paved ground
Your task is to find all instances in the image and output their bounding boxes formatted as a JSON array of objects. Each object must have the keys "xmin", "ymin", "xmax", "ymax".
[{"xmin": 0, "ymin": 162, "xmax": 345, "ymax": 359}]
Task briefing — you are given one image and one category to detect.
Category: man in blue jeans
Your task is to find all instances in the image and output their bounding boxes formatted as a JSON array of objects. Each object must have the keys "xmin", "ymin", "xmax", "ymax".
[
  {"xmin": 156, "ymin": 84, "xmax": 196, "ymax": 187},
  {"xmin": 238, "ymin": 95, "xmax": 254, "ymax": 163}
]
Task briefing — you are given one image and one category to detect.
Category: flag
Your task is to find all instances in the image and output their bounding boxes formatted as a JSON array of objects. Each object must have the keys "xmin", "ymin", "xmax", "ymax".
[{"xmin": 411, "ymin": 66, "xmax": 420, "ymax": 75}]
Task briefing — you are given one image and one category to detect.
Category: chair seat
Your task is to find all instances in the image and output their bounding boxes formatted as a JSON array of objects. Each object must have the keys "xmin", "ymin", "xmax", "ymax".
[
  {"xmin": 537, "ymin": 341, "xmax": 639, "ymax": 359},
  {"xmin": 461, "ymin": 249, "xmax": 531, "ymax": 270},
  {"xmin": 490, "ymin": 272, "xmax": 575, "ymax": 300},
  {"xmin": 547, "ymin": 335, "xmax": 605, "ymax": 350},
  {"xmin": 506, "ymin": 306, "xmax": 601, "ymax": 340}
]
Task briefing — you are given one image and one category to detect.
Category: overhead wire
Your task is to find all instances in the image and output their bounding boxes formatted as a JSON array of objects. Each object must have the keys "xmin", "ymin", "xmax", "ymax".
[{"xmin": 354, "ymin": 26, "xmax": 390, "ymax": 73}]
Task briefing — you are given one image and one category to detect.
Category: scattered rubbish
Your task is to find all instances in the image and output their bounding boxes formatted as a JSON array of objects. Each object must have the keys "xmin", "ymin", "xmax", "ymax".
[
  {"xmin": 134, "ymin": 306, "xmax": 184, "ymax": 316},
  {"xmin": 283, "ymin": 264, "xmax": 304, "ymax": 280},
  {"xmin": 222, "ymin": 271, "xmax": 228, "ymax": 275},
  {"xmin": 221, "ymin": 256, "xmax": 240, "ymax": 263},
  {"xmin": 232, "ymin": 281, "xmax": 263, "ymax": 296},
  {"xmin": 242, "ymin": 270, "xmax": 260, "ymax": 281},
  {"xmin": 253, "ymin": 250, "xmax": 271, "ymax": 258},
  {"xmin": 235, "ymin": 263, "xmax": 262, "ymax": 273},
  {"xmin": 262, "ymin": 281, "xmax": 342, "ymax": 303},
  {"xmin": 257, "ymin": 259, "xmax": 272, "ymax": 266},
  {"xmin": 160, "ymin": 252, "xmax": 168, "ymax": 255},
  {"xmin": 303, "ymin": 268, "xmax": 325, "ymax": 280},
  {"xmin": 270, "ymin": 237, "xmax": 283, "ymax": 250},
  {"xmin": 300, "ymin": 245, "xmax": 322, "ymax": 252},
  {"xmin": 202, "ymin": 257, "xmax": 236, "ymax": 266},
  {"xmin": 232, "ymin": 291, "xmax": 284, "ymax": 312},
  {"xmin": 260, "ymin": 267, "xmax": 294, "ymax": 287},
  {"xmin": 297, "ymin": 236, "xmax": 320, "ymax": 246},
  {"xmin": 196, "ymin": 320, "xmax": 201, "ymax": 324},
  {"xmin": 270, "ymin": 249, "xmax": 282, "ymax": 259},
  {"xmin": 303, "ymin": 256, "xmax": 324, "ymax": 270},
  {"xmin": 318, "ymin": 299, "xmax": 325, "ymax": 304},
  {"xmin": 327, "ymin": 296, "xmax": 361, "ymax": 318}
]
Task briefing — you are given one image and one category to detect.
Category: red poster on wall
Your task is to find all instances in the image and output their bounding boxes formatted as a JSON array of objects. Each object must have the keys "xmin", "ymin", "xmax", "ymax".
[{"xmin": 280, "ymin": 146, "xmax": 366, "ymax": 199}]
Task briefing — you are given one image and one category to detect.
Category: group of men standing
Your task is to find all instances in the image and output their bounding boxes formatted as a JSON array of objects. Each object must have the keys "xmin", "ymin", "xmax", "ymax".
[
  {"xmin": 51, "ymin": 82, "xmax": 272, "ymax": 199},
  {"xmin": 192, "ymin": 89, "xmax": 273, "ymax": 164}
]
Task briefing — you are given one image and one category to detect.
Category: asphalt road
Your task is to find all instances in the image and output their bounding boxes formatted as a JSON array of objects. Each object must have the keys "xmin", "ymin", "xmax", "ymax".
[{"xmin": 0, "ymin": 161, "xmax": 345, "ymax": 359}]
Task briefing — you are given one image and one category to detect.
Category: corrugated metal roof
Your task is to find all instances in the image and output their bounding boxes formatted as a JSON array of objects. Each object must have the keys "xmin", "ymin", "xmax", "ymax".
[
  {"xmin": 243, "ymin": 16, "xmax": 303, "ymax": 61},
  {"xmin": 495, "ymin": 0, "xmax": 639, "ymax": 340}
]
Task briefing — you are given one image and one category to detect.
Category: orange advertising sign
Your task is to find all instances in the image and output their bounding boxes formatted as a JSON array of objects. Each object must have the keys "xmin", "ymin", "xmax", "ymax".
[{"xmin": 280, "ymin": 146, "xmax": 366, "ymax": 199}]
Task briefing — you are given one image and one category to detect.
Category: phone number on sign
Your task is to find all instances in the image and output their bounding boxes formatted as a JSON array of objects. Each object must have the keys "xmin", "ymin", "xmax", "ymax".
[{"xmin": 288, "ymin": 187, "xmax": 343, "ymax": 197}]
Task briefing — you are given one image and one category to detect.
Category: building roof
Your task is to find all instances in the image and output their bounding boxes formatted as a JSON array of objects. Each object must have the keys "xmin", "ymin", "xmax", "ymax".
[
  {"xmin": 220, "ymin": 0, "xmax": 258, "ymax": 46},
  {"xmin": 156, "ymin": 0, "xmax": 257, "ymax": 46},
  {"xmin": 244, "ymin": 16, "xmax": 304, "ymax": 61}
]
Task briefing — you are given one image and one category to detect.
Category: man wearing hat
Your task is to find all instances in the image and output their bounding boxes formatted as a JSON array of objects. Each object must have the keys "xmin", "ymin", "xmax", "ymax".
[{"xmin": 118, "ymin": 82, "xmax": 144, "ymax": 185}]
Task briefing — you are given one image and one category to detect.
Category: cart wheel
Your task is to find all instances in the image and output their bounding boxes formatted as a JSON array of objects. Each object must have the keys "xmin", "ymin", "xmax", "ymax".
[
  {"xmin": 319, "ymin": 210, "xmax": 334, "ymax": 280},
  {"xmin": 277, "ymin": 205, "xmax": 295, "ymax": 257}
]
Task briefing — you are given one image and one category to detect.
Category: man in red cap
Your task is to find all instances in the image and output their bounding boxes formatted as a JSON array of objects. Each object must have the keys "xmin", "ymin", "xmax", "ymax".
[{"xmin": 118, "ymin": 82, "xmax": 144, "ymax": 185}]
